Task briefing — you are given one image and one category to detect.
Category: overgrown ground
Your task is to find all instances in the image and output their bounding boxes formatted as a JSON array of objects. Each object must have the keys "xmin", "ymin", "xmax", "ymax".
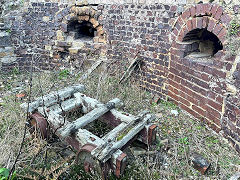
[{"xmin": 0, "ymin": 65, "xmax": 240, "ymax": 179}]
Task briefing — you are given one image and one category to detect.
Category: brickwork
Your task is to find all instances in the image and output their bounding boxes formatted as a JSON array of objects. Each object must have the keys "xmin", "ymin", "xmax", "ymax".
[
  {"xmin": 100, "ymin": 4, "xmax": 178, "ymax": 98},
  {"xmin": 169, "ymin": 3, "xmax": 240, "ymax": 152},
  {"xmin": 1, "ymin": 0, "xmax": 240, "ymax": 153}
]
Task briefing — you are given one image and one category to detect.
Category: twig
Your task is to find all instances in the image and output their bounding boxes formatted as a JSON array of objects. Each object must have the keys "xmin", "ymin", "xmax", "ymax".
[
  {"xmin": 79, "ymin": 57, "xmax": 106, "ymax": 81},
  {"xmin": 8, "ymin": 54, "xmax": 34, "ymax": 179},
  {"xmin": 119, "ymin": 52, "xmax": 140, "ymax": 84}
]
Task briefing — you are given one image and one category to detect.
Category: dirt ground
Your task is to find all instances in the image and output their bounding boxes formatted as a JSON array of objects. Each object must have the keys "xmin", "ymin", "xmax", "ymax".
[{"xmin": 0, "ymin": 65, "xmax": 240, "ymax": 179}]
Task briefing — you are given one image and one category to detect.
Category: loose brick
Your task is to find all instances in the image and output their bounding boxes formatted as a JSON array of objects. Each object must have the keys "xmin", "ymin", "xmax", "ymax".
[{"xmin": 190, "ymin": 6, "xmax": 196, "ymax": 17}]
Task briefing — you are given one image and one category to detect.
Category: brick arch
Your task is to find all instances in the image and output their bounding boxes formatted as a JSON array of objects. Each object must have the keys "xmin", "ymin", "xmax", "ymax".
[
  {"xmin": 170, "ymin": 3, "xmax": 231, "ymax": 45},
  {"xmin": 168, "ymin": 4, "xmax": 233, "ymax": 133},
  {"xmin": 60, "ymin": 6, "xmax": 107, "ymax": 44}
]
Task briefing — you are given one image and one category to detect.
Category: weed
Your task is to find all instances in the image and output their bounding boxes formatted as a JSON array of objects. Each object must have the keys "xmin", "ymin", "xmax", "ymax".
[
  {"xmin": 0, "ymin": 168, "xmax": 16, "ymax": 180},
  {"xmin": 5, "ymin": 29, "xmax": 11, "ymax": 33},
  {"xmin": 179, "ymin": 137, "xmax": 189, "ymax": 145},
  {"xmin": 58, "ymin": 69, "xmax": 70, "ymax": 80},
  {"xmin": 229, "ymin": 20, "xmax": 240, "ymax": 36},
  {"xmin": 11, "ymin": 67, "xmax": 20, "ymax": 76},
  {"xmin": 159, "ymin": 99, "xmax": 178, "ymax": 110}
]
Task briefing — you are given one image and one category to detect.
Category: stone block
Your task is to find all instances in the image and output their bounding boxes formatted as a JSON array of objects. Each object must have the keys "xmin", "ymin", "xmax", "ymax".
[{"xmin": 57, "ymin": 41, "xmax": 72, "ymax": 47}]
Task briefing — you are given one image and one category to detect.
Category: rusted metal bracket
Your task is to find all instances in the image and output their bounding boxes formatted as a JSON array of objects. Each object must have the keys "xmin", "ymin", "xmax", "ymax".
[{"xmin": 21, "ymin": 84, "xmax": 157, "ymax": 178}]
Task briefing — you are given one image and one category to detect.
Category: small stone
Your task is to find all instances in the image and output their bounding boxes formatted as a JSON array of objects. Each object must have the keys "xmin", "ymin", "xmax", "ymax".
[
  {"xmin": 170, "ymin": 110, "xmax": 179, "ymax": 116},
  {"xmin": 156, "ymin": 113, "xmax": 163, "ymax": 118},
  {"xmin": 42, "ymin": 16, "xmax": 50, "ymax": 22}
]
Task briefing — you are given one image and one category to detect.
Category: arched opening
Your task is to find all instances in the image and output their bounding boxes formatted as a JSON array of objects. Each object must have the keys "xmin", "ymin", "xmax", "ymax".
[
  {"xmin": 67, "ymin": 20, "xmax": 97, "ymax": 42},
  {"xmin": 182, "ymin": 29, "xmax": 223, "ymax": 58}
]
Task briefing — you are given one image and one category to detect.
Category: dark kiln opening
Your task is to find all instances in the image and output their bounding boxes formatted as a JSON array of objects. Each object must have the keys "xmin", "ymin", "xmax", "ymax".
[
  {"xmin": 182, "ymin": 29, "xmax": 223, "ymax": 58},
  {"xmin": 67, "ymin": 20, "xmax": 97, "ymax": 42}
]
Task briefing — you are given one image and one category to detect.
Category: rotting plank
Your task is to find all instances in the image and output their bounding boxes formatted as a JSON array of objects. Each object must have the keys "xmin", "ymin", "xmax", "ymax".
[
  {"xmin": 102, "ymin": 111, "xmax": 149, "ymax": 142},
  {"xmin": 45, "ymin": 98, "xmax": 82, "ymax": 114},
  {"xmin": 21, "ymin": 84, "xmax": 85, "ymax": 113},
  {"xmin": 59, "ymin": 98, "xmax": 122, "ymax": 138},
  {"xmin": 92, "ymin": 113, "xmax": 155, "ymax": 162}
]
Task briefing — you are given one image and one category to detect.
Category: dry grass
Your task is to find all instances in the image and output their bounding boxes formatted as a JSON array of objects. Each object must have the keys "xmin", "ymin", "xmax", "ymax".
[{"xmin": 0, "ymin": 64, "xmax": 240, "ymax": 179}]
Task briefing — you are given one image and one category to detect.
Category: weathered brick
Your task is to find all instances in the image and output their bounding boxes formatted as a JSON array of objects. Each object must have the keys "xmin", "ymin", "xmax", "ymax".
[
  {"xmin": 193, "ymin": 105, "xmax": 206, "ymax": 117},
  {"xmin": 196, "ymin": 17, "xmax": 203, "ymax": 29},
  {"xmin": 204, "ymin": 4, "xmax": 212, "ymax": 15},
  {"xmin": 192, "ymin": 18, "xmax": 197, "ymax": 29},
  {"xmin": 207, "ymin": 18, "xmax": 216, "ymax": 32},
  {"xmin": 181, "ymin": 9, "xmax": 191, "ymax": 20},
  {"xmin": 207, "ymin": 105, "xmax": 221, "ymax": 119},
  {"xmin": 220, "ymin": 13, "xmax": 232, "ymax": 24},
  {"xmin": 212, "ymin": 23, "xmax": 223, "ymax": 35},
  {"xmin": 218, "ymin": 27, "xmax": 227, "ymax": 43},
  {"xmin": 196, "ymin": 4, "xmax": 204, "ymax": 16},
  {"xmin": 214, "ymin": 6, "xmax": 223, "ymax": 20},
  {"xmin": 186, "ymin": 20, "xmax": 193, "ymax": 31},
  {"xmin": 190, "ymin": 6, "xmax": 196, "ymax": 17},
  {"xmin": 210, "ymin": 4, "xmax": 218, "ymax": 17},
  {"xmin": 202, "ymin": 16, "xmax": 209, "ymax": 28}
]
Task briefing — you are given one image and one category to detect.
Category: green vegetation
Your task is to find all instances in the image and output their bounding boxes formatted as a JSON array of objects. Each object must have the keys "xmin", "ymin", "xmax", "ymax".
[
  {"xmin": 0, "ymin": 168, "xmax": 16, "ymax": 180},
  {"xmin": 229, "ymin": 20, "xmax": 240, "ymax": 36},
  {"xmin": 58, "ymin": 69, "xmax": 70, "ymax": 80},
  {"xmin": 0, "ymin": 68, "xmax": 240, "ymax": 179}
]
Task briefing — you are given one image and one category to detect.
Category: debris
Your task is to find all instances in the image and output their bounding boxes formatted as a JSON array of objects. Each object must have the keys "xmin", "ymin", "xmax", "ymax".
[
  {"xmin": 152, "ymin": 94, "xmax": 161, "ymax": 104},
  {"xmin": 21, "ymin": 85, "xmax": 157, "ymax": 178},
  {"xmin": 130, "ymin": 147, "xmax": 147, "ymax": 156},
  {"xmin": 229, "ymin": 172, "xmax": 240, "ymax": 180},
  {"xmin": 0, "ymin": 98, "xmax": 3, "ymax": 106},
  {"xmin": 191, "ymin": 152, "xmax": 210, "ymax": 175},
  {"xmin": 170, "ymin": 110, "xmax": 179, "ymax": 117},
  {"xmin": 160, "ymin": 139, "xmax": 170, "ymax": 151},
  {"xmin": 12, "ymin": 87, "xmax": 24, "ymax": 93},
  {"xmin": 16, "ymin": 93, "xmax": 25, "ymax": 99},
  {"xmin": 80, "ymin": 56, "xmax": 106, "ymax": 80},
  {"xmin": 156, "ymin": 113, "xmax": 163, "ymax": 118},
  {"xmin": 119, "ymin": 52, "xmax": 140, "ymax": 84}
]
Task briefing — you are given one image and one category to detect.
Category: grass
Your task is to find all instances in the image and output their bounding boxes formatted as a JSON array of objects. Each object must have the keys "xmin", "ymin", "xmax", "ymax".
[{"xmin": 0, "ymin": 65, "xmax": 240, "ymax": 179}]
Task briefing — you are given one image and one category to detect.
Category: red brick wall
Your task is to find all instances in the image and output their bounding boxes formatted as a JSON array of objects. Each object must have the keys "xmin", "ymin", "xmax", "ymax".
[{"xmin": 169, "ymin": 3, "xmax": 240, "ymax": 153}]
